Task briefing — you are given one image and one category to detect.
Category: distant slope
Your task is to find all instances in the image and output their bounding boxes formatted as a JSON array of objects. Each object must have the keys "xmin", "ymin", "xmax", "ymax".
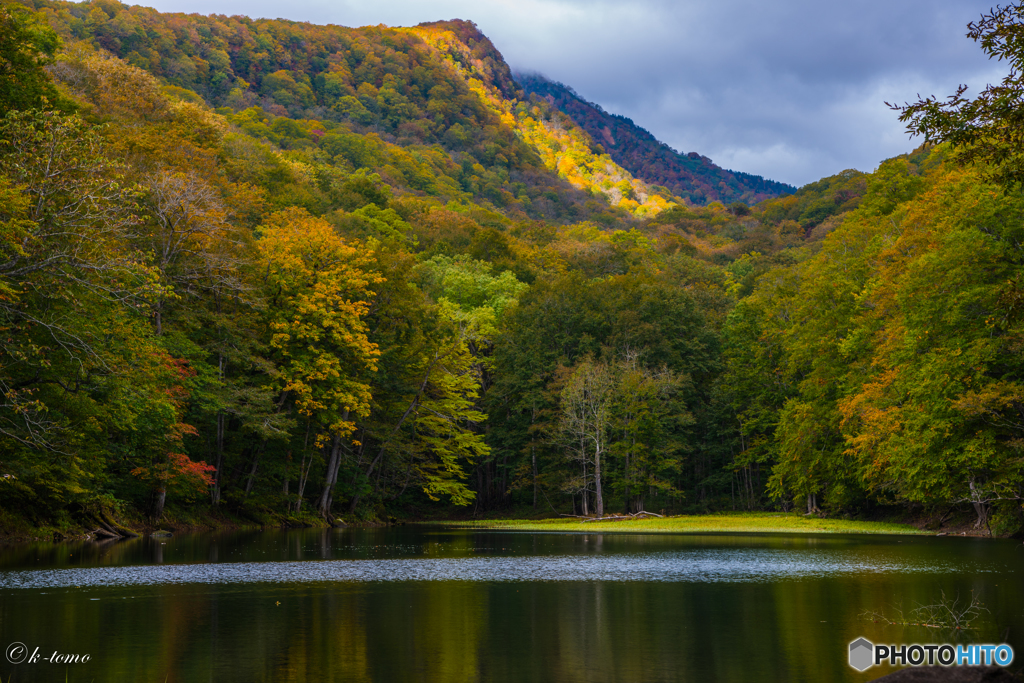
[
  {"xmin": 518, "ymin": 74, "xmax": 795, "ymax": 206},
  {"xmin": 410, "ymin": 21, "xmax": 680, "ymax": 218},
  {"xmin": 38, "ymin": 3, "xmax": 681, "ymax": 221}
]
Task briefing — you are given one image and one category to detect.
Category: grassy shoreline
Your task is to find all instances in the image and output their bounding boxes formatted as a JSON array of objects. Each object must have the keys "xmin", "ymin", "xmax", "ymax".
[
  {"xmin": 3, "ymin": 508, "xmax": 986, "ymax": 545},
  {"xmin": 431, "ymin": 512, "xmax": 928, "ymax": 535}
]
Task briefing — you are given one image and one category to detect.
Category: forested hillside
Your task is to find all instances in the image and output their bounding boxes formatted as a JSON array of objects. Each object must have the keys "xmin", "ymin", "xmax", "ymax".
[
  {"xmin": 518, "ymin": 74, "xmax": 795, "ymax": 206},
  {"xmin": 1, "ymin": 0, "xmax": 1022, "ymax": 536}
]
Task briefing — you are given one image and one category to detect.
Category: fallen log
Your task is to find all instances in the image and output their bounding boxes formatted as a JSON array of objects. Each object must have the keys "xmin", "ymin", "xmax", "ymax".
[{"xmin": 97, "ymin": 509, "xmax": 139, "ymax": 538}]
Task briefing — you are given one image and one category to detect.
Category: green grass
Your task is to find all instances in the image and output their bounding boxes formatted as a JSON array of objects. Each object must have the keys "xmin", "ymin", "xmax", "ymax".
[{"xmin": 431, "ymin": 512, "xmax": 926, "ymax": 535}]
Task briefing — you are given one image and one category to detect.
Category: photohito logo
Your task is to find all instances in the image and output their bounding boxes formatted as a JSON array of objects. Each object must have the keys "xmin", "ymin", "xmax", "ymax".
[
  {"xmin": 849, "ymin": 638, "xmax": 874, "ymax": 672},
  {"xmin": 849, "ymin": 637, "xmax": 1014, "ymax": 671}
]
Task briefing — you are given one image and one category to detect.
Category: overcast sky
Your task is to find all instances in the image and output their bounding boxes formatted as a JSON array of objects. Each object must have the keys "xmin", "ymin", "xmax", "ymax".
[{"xmin": 144, "ymin": 0, "xmax": 1001, "ymax": 187}]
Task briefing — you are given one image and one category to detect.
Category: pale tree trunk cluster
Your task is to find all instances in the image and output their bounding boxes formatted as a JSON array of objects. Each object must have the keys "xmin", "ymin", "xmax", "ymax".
[
  {"xmin": 557, "ymin": 352, "xmax": 684, "ymax": 517},
  {"xmin": 560, "ymin": 361, "xmax": 613, "ymax": 516}
]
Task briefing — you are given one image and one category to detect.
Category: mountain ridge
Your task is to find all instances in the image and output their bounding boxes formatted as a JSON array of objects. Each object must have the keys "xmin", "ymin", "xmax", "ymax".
[
  {"xmin": 517, "ymin": 73, "xmax": 795, "ymax": 206},
  {"xmin": 40, "ymin": 0, "xmax": 787, "ymax": 212}
]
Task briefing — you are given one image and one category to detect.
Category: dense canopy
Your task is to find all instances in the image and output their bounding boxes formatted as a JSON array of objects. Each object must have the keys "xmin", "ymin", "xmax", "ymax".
[{"xmin": 0, "ymin": 0, "xmax": 1021, "ymax": 536}]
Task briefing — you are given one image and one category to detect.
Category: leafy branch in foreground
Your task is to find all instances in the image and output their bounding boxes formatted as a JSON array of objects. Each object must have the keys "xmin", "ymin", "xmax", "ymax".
[{"xmin": 888, "ymin": 1, "xmax": 1024, "ymax": 187}]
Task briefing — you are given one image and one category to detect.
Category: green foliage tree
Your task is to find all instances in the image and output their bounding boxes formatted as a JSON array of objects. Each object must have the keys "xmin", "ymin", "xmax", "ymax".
[
  {"xmin": 0, "ymin": 109, "xmax": 227, "ymax": 520},
  {"xmin": 608, "ymin": 352, "xmax": 689, "ymax": 513},
  {"xmin": 0, "ymin": 3, "xmax": 62, "ymax": 112}
]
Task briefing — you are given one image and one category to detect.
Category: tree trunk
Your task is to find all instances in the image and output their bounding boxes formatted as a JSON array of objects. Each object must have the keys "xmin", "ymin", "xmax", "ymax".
[
  {"xmin": 532, "ymin": 444, "xmax": 538, "ymax": 511},
  {"xmin": 282, "ymin": 450, "xmax": 291, "ymax": 498},
  {"xmin": 972, "ymin": 501, "xmax": 988, "ymax": 529},
  {"xmin": 153, "ymin": 485, "xmax": 167, "ymax": 520},
  {"xmin": 969, "ymin": 480, "xmax": 988, "ymax": 529},
  {"xmin": 295, "ymin": 447, "xmax": 315, "ymax": 513},
  {"xmin": 316, "ymin": 434, "xmax": 344, "ymax": 517},
  {"xmin": 294, "ymin": 422, "xmax": 313, "ymax": 513},
  {"xmin": 244, "ymin": 447, "xmax": 261, "ymax": 496},
  {"xmin": 476, "ymin": 464, "xmax": 485, "ymax": 512},
  {"xmin": 295, "ymin": 459, "xmax": 309, "ymax": 513},
  {"xmin": 212, "ymin": 411, "xmax": 225, "ymax": 504},
  {"xmin": 500, "ymin": 452, "xmax": 509, "ymax": 507},
  {"xmin": 531, "ymin": 407, "xmax": 538, "ymax": 511},
  {"xmin": 347, "ymin": 362, "xmax": 435, "ymax": 514},
  {"xmin": 623, "ymin": 432, "xmax": 631, "ymax": 514}
]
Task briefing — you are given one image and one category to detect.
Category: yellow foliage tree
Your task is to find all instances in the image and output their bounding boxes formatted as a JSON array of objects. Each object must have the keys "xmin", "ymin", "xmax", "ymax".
[
  {"xmin": 258, "ymin": 207, "xmax": 382, "ymax": 439},
  {"xmin": 257, "ymin": 207, "xmax": 384, "ymax": 514}
]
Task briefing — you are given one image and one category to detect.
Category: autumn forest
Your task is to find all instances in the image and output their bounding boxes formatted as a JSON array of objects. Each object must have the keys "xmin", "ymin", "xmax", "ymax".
[{"xmin": 2, "ymin": 0, "xmax": 1024, "ymax": 536}]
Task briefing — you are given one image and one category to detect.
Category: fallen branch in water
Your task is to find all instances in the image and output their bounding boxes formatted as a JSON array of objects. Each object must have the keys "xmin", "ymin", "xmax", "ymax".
[
  {"xmin": 580, "ymin": 511, "xmax": 666, "ymax": 522},
  {"xmin": 861, "ymin": 591, "xmax": 988, "ymax": 631}
]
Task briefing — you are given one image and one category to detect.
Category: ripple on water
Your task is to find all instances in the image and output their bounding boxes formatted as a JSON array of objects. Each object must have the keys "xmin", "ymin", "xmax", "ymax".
[{"xmin": 0, "ymin": 549, "xmax": 971, "ymax": 589}]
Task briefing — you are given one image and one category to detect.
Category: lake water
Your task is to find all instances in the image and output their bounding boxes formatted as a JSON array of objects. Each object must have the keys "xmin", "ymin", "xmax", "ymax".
[{"xmin": 0, "ymin": 527, "xmax": 1020, "ymax": 682}]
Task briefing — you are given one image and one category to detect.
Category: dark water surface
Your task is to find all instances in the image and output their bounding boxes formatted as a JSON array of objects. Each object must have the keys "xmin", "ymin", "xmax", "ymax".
[{"xmin": 0, "ymin": 527, "xmax": 1020, "ymax": 682}]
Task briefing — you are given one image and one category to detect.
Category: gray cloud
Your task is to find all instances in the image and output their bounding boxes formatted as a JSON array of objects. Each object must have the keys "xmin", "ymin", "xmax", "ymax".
[{"xmin": 144, "ymin": 0, "xmax": 1000, "ymax": 186}]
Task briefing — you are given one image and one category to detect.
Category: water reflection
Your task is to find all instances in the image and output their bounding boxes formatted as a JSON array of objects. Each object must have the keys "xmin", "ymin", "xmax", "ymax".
[
  {"xmin": 0, "ymin": 549, "xmax": 976, "ymax": 589},
  {"xmin": 0, "ymin": 528, "xmax": 1018, "ymax": 683},
  {"xmin": 0, "ymin": 527, "xmax": 1012, "ymax": 570}
]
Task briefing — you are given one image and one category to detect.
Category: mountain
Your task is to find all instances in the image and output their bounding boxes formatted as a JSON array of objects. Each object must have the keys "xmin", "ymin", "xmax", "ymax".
[
  {"xmin": 517, "ymin": 74, "xmax": 795, "ymax": 206},
  {"xmin": 39, "ymin": 0, "xmax": 778, "ymax": 217},
  {"xmin": 37, "ymin": 4, "xmax": 681, "ymax": 221}
]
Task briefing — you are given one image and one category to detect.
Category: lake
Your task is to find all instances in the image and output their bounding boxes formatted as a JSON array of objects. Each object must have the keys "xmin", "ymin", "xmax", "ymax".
[{"xmin": 0, "ymin": 527, "xmax": 1019, "ymax": 682}]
